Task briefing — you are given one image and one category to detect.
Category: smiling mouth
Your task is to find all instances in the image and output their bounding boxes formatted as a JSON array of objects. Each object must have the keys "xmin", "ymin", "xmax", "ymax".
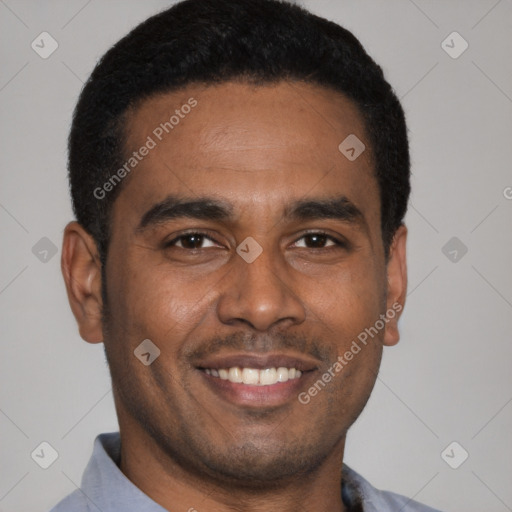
[
  {"xmin": 193, "ymin": 352, "xmax": 320, "ymax": 407},
  {"xmin": 201, "ymin": 367, "xmax": 302, "ymax": 386}
]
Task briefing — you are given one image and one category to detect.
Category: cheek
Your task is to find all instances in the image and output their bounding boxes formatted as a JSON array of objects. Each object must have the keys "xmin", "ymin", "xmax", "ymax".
[
  {"xmin": 105, "ymin": 255, "xmax": 209, "ymax": 350},
  {"xmin": 306, "ymin": 262, "xmax": 385, "ymax": 339}
]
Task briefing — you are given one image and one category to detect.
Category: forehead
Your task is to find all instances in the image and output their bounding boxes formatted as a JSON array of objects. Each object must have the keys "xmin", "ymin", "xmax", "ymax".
[
  {"xmin": 125, "ymin": 80, "xmax": 370, "ymax": 164},
  {"xmin": 114, "ymin": 80, "xmax": 379, "ymax": 232}
]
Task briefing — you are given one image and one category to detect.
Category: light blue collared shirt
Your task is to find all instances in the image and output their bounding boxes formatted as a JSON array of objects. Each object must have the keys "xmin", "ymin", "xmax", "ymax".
[{"xmin": 49, "ymin": 432, "xmax": 442, "ymax": 512}]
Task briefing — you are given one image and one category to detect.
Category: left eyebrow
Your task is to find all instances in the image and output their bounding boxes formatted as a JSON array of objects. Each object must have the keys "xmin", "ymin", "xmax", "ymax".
[
  {"xmin": 284, "ymin": 196, "xmax": 364, "ymax": 223},
  {"xmin": 283, "ymin": 196, "xmax": 368, "ymax": 233}
]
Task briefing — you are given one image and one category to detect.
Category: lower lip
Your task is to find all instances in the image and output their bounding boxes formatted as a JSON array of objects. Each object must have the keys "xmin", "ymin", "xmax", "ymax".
[{"xmin": 198, "ymin": 371, "xmax": 312, "ymax": 408}]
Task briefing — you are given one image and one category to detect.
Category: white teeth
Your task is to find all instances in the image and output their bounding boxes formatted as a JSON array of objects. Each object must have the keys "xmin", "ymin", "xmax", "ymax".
[
  {"xmin": 228, "ymin": 367, "xmax": 243, "ymax": 383},
  {"xmin": 276, "ymin": 367, "xmax": 289, "ymax": 382},
  {"xmin": 242, "ymin": 368, "xmax": 259, "ymax": 385},
  {"xmin": 260, "ymin": 368, "xmax": 277, "ymax": 385},
  {"xmin": 205, "ymin": 366, "xmax": 302, "ymax": 386}
]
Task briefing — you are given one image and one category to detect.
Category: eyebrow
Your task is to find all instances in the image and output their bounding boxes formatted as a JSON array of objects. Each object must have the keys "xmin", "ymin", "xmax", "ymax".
[
  {"xmin": 137, "ymin": 194, "xmax": 366, "ymax": 232},
  {"xmin": 137, "ymin": 196, "xmax": 234, "ymax": 231}
]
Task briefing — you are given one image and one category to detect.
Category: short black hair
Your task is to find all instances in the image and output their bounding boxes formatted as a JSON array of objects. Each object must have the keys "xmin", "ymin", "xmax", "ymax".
[{"xmin": 68, "ymin": 0, "xmax": 410, "ymax": 264}]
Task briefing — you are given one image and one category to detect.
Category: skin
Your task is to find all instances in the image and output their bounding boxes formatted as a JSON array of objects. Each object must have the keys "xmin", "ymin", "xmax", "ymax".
[{"xmin": 61, "ymin": 80, "xmax": 407, "ymax": 512}]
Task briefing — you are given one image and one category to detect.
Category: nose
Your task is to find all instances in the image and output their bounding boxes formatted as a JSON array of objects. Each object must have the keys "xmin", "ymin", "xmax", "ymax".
[{"xmin": 216, "ymin": 244, "xmax": 306, "ymax": 332}]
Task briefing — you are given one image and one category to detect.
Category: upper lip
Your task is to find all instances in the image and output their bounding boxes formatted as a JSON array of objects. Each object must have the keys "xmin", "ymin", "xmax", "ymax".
[{"xmin": 193, "ymin": 352, "xmax": 321, "ymax": 372}]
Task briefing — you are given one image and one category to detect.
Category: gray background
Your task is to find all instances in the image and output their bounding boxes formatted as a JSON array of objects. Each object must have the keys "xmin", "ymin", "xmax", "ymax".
[{"xmin": 1, "ymin": 1, "xmax": 511, "ymax": 511}]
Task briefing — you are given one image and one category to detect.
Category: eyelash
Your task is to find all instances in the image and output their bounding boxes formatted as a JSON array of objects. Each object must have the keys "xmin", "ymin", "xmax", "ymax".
[{"xmin": 163, "ymin": 231, "xmax": 347, "ymax": 250}]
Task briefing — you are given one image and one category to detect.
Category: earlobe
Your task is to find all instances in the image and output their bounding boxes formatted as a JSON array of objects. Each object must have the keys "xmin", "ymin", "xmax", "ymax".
[
  {"xmin": 383, "ymin": 224, "xmax": 408, "ymax": 347},
  {"xmin": 61, "ymin": 221, "xmax": 104, "ymax": 344}
]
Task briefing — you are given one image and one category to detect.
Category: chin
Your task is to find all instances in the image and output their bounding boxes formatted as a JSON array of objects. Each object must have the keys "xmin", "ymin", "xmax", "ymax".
[{"xmin": 190, "ymin": 437, "xmax": 335, "ymax": 488}]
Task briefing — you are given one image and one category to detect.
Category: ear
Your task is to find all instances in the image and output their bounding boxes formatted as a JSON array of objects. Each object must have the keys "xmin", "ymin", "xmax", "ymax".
[
  {"xmin": 61, "ymin": 221, "xmax": 104, "ymax": 343},
  {"xmin": 383, "ymin": 224, "xmax": 408, "ymax": 347}
]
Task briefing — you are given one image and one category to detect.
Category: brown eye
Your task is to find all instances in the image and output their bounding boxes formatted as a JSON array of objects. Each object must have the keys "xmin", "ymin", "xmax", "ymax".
[
  {"xmin": 294, "ymin": 233, "xmax": 342, "ymax": 249},
  {"xmin": 305, "ymin": 234, "xmax": 330, "ymax": 248},
  {"xmin": 165, "ymin": 233, "xmax": 218, "ymax": 250}
]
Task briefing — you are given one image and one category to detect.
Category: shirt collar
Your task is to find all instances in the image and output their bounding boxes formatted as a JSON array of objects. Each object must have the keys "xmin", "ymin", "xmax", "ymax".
[
  {"xmin": 81, "ymin": 432, "xmax": 377, "ymax": 511},
  {"xmin": 81, "ymin": 432, "xmax": 167, "ymax": 511}
]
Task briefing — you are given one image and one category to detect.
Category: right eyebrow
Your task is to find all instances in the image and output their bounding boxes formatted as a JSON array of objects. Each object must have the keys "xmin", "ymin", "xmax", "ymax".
[{"xmin": 136, "ymin": 195, "xmax": 234, "ymax": 233}]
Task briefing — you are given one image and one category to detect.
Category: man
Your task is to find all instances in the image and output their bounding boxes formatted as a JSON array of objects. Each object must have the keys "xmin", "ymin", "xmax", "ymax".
[{"xmin": 53, "ymin": 0, "xmax": 441, "ymax": 510}]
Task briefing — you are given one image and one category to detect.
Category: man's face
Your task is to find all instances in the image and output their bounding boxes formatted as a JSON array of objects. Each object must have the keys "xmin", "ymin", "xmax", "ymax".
[{"xmin": 99, "ymin": 81, "xmax": 401, "ymax": 484}]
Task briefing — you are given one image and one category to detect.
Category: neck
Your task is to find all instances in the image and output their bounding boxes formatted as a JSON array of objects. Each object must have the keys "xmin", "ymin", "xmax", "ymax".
[{"xmin": 117, "ymin": 415, "xmax": 347, "ymax": 512}]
